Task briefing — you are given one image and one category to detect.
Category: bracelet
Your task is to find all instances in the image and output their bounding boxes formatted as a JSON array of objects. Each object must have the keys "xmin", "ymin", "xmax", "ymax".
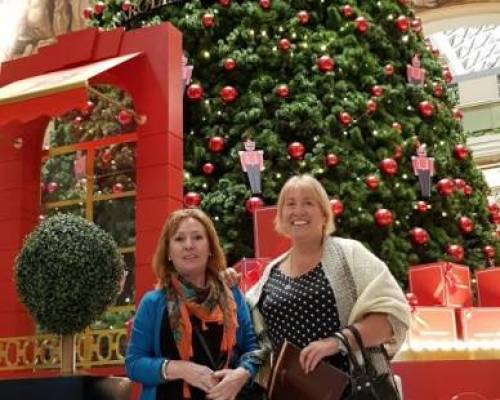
[
  {"xmin": 332, "ymin": 335, "xmax": 348, "ymax": 355},
  {"xmin": 161, "ymin": 358, "xmax": 171, "ymax": 381}
]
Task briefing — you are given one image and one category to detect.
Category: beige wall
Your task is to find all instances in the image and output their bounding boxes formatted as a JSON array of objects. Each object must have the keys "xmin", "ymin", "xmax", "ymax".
[{"xmin": 459, "ymin": 76, "xmax": 499, "ymax": 106}]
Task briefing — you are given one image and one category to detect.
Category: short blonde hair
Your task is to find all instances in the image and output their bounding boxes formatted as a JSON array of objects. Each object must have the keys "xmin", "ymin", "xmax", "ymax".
[
  {"xmin": 274, "ymin": 174, "xmax": 335, "ymax": 238},
  {"xmin": 152, "ymin": 208, "xmax": 226, "ymax": 288}
]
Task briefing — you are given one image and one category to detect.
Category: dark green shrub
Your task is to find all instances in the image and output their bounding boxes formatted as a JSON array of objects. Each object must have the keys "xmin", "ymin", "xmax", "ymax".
[{"xmin": 15, "ymin": 214, "xmax": 124, "ymax": 335}]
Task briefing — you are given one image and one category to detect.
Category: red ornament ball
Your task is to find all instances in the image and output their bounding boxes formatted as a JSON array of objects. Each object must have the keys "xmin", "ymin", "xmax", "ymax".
[
  {"xmin": 112, "ymin": 183, "xmax": 124, "ymax": 194},
  {"xmin": 405, "ymin": 292, "xmax": 419, "ymax": 307},
  {"xmin": 297, "ymin": 10, "xmax": 309, "ymax": 25},
  {"xmin": 325, "ymin": 153, "xmax": 339, "ymax": 168},
  {"xmin": 202, "ymin": 163, "xmax": 215, "ymax": 175},
  {"xmin": 393, "ymin": 145, "xmax": 403, "ymax": 160},
  {"xmin": 82, "ymin": 7, "xmax": 93, "ymax": 19},
  {"xmin": 245, "ymin": 196, "xmax": 264, "ymax": 213},
  {"xmin": 379, "ymin": 158, "xmax": 398, "ymax": 176},
  {"xmin": 454, "ymin": 178, "xmax": 466, "ymax": 191},
  {"xmin": 81, "ymin": 100, "xmax": 95, "ymax": 116},
  {"xmin": 219, "ymin": 0, "xmax": 231, "ymax": 7},
  {"xmin": 330, "ymin": 199, "xmax": 344, "ymax": 217},
  {"xmin": 341, "ymin": 5, "xmax": 354, "ymax": 18},
  {"xmin": 317, "ymin": 55, "xmax": 335, "ymax": 72},
  {"xmin": 184, "ymin": 192, "xmax": 202, "ymax": 208},
  {"xmin": 366, "ymin": 99, "xmax": 377, "ymax": 114},
  {"xmin": 433, "ymin": 82, "xmax": 443, "ymax": 97},
  {"xmin": 201, "ymin": 13, "xmax": 215, "ymax": 28},
  {"xmin": 383, "ymin": 64, "xmax": 395, "ymax": 76},
  {"xmin": 101, "ymin": 150, "xmax": 112, "ymax": 164},
  {"xmin": 458, "ymin": 216, "xmax": 474, "ymax": 234},
  {"xmin": 488, "ymin": 203, "xmax": 499, "ymax": 214},
  {"xmin": 374, "ymin": 209, "xmax": 393, "ymax": 227},
  {"xmin": 259, "ymin": 0, "xmax": 271, "ymax": 9},
  {"xmin": 490, "ymin": 212, "xmax": 500, "ymax": 225},
  {"xmin": 122, "ymin": 0, "xmax": 132, "ymax": 12},
  {"xmin": 454, "ymin": 144, "xmax": 469, "ymax": 161},
  {"xmin": 452, "ymin": 108, "xmax": 464, "ymax": 121},
  {"xmin": 46, "ymin": 182, "xmax": 59, "ymax": 194},
  {"xmin": 339, "ymin": 112, "xmax": 352, "ymax": 126},
  {"xmin": 208, "ymin": 136, "xmax": 225, "ymax": 153},
  {"xmin": 275, "ymin": 84, "xmax": 289, "ymax": 98},
  {"xmin": 463, "ymin": 185, "xmax": 473, "ymax": 196},
  {"xmin": 483, "ymin": 245, "xmax": 496, "ymax": 259},
  {"xmin": 415, "ymin": 201, "xmax": 429, "ymax": 213},
  {"xmin": 395, "ymin": 16, "xmax": 409, "ymax": 32},
  {"xmin": 278, "ymin": 38, "xmax": 291, "ymax": 51},
  {"xmin": 365, "ymin": 175, "xmax": 379, "ymax": 190},
  {"xmin": 418, "ymin": 101, "xmax": 434, "ymax": 118},
  {"xmin": 443, "ymin": 68, "xmax": 453, "ymax": 84},
  {"xmin": 437, "ymin": 178, "xmax": 454, "ymax": 196},
  {"xmin": 288, "ymin": 142, "xmax": 305, "ymax": 160},
  {"xmin": 220, "ymin": 86, "xmax": 238, "ymax": 103},
  {"xmin": 371, "ymin": 85, "xmax": 384, "ymax": 97},
  {"xmin": 117, "ymin": 110, "xmax": 132, "ymax": 125},
  {"xmin": 186, "ymin": 83, "xmax": 204, "ymax": 101},
  {"xmin": 355, "ymin": 17, "xmax": 369, "ymax": 33},
  {"xmin": 410, "ymin": 227, "xmax": 429, "ymax": 246},
  {"xmin": 223, "ymin": 58, "xmax": 236, "ymax": 71},
  {"xmin": 411, "ymin": 18, "xmax": 422, "ymax": 33},
  {"xmin": 73, "ymin": 116, "xmax": 83, "ymax": 126},
  {"xmin": 446, "ymin": 244, "xmax": 464, "ymax": 262},
  {"xmin": 94, "ymin": 1, "xmax": 105, "ymax": 15}
]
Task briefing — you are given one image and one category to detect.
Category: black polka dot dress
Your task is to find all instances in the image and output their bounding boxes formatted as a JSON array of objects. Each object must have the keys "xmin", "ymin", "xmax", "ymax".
[{"xmin": 259, "ymin": 262, "xmax": 350, "ymax": 374}]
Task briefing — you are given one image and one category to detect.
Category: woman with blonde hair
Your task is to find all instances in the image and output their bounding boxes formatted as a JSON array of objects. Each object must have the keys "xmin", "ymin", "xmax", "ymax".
[
  {"xmin": 126, "ymin": 208, "xmax": 261, "ymax": 400},
  {"xmin": 246, "ymin": 174, "xmax": 410, "ymax": 398}
]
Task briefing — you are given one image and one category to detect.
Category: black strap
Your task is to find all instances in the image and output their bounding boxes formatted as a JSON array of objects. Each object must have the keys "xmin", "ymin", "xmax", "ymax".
[{"xmin": 192, "ymin": 323, "xmax": 225, "ymax": 370}]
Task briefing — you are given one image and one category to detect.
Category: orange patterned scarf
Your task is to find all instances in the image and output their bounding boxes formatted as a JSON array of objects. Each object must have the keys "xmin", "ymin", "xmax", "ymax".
[{"xmin": 167, "ymin": 273, "xmax": 238, "ymax": 399}]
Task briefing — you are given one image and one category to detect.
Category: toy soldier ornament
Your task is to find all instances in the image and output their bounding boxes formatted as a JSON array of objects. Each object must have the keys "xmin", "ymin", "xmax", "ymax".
[
  {"xmin": 239, "ymin": 139, "xmax": 264, "ymax": 195},
  {"xmin": 412, "ymin": 144, "xmax": 434, "ymax": 198},
  {"xmin": 407, "ymin": 54, "xmax": 426, "ymax": 86}
]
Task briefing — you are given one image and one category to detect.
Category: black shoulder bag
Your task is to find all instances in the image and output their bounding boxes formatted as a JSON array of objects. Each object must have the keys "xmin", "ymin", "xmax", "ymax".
[{"xmin": 334, "ymin": 326, "xmax": 400, "ymax": 400}]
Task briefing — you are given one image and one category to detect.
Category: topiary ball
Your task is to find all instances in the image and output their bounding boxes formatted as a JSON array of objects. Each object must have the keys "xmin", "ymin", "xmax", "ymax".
[{"xmin": 15, "ymin": 213, "xmax": 124, "ymax": 335}]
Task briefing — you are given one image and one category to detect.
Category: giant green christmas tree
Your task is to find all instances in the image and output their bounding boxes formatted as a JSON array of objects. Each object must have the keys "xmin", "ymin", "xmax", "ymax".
[{"xmin": 83, "ymin": 0, "xmax": 499, "ymax": 283}]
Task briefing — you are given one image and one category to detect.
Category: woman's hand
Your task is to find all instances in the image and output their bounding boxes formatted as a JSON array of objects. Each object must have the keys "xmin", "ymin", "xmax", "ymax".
[
  {"xmin": 168, "ymin": 360, "xmax": 218, "ymax": 392},
  {"xmin": 299, "ymin": 338, "xmax": 339, "ymax": 374},
  {"xmin": 206, "ymin": 367, "xmax": 250, "ymax": 400},
  {"xmin": 219, "ymin": 267, "xmax": 241, "ymax": 288}
]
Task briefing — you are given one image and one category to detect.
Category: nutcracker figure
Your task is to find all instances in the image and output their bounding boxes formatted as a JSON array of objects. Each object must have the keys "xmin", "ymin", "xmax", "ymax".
[
  {"xmin": 181, "ymin": 54, "xmax": 193, "ymax": 91},
  {"xmin": 407, "ymin": 54, "xmax": 426, "ymax": 86},
  {"xmin": 239, "ymin": 139, "xmax": 264, "ymax": 195},
  {"xmin": 412, "ymin": 144, "xmax": 434, "ymax": 198}
]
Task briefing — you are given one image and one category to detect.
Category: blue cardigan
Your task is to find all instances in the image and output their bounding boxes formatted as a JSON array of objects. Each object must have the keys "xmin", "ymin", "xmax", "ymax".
[{"xmin": 125, "ymin": 287, "xmax": 260, "ymax": 400}]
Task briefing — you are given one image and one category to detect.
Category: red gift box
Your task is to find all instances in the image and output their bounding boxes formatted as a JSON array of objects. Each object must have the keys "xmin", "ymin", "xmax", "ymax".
[
  {"xmin": 458, "ymin": 307, "xmax": 500, "ymax": 341},
  {"xmin": 476, "ymin": 267, "xmax": 500, "ymax": 307},
  {"xmin": 408, "ymin": 306, "xmax": 458, "ymax": 344},
  {"xmin": 233, "ymin": 258, "xmax": 271, "ymax": 292},
  {"xmin": 253, "ymin": 206, "xmax": 291, "ymax": 259},
  {"xmin": 409, "ymin": 262, "xmax": 472, "ymax": 307}
]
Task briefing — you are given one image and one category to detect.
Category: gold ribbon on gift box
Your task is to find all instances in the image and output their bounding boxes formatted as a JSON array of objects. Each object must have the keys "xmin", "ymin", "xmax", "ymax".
[
  {"xmin": 411, "ymin": 309, "xmax": 430, "ymax": 330},
  {"xmin": 432, "ymin": 262, "xmax": 469, "ymax": 303}
]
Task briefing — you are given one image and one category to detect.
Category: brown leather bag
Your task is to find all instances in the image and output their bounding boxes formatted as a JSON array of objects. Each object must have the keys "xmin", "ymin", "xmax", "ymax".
[{"xmin": 267, "ymin": 340, "xmax": 349, "ymax": 400}]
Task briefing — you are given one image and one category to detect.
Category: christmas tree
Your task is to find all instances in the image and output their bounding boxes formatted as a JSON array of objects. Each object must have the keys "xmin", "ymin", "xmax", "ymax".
[{"xmin": 82, "ymin": 0, "xmax": 499, "ymax": 283}]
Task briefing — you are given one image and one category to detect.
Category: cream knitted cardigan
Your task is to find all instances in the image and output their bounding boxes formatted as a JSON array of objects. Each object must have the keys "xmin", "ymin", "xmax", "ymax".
[{"xmin": 246, "ymin": 236, "xmax": 410, "ymax": 374}]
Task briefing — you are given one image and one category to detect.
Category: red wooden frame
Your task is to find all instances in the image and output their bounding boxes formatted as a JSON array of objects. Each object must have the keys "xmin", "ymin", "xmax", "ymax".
[{"xmin": 0, "ymin": 23, "xmax": 183, "ymax": 360}]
